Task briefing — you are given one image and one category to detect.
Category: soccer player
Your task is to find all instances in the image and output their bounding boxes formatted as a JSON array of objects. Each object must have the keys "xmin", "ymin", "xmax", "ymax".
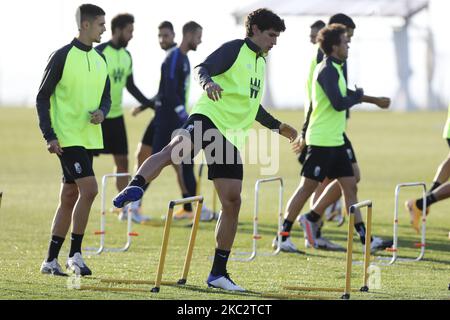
[
  {"xmin": 405, "ymin": 103, "xmax": 450, "ymax": 232},
  {"xmin": 130, "ymin": 21, "xmax": 216, "ymax": 221},
  {"xmin": 309, "ymin": 20, "xmax": 326, "ymax": 44},
  {"xmin": 130, "ymin": 21, "xmax": 186, "ymax": 218},
  {"xmin": 276, "ymin": 23, "xmax": 389, "ymax": 256},
  {"xmin": 37, "ymin": 4, "xmax": 110, "ymax": 276},
  {"xmin": 113, "ymin": 8, "xmax": 297, "ymax": 291},
  {"xmin": 130, "ymin": 21, "xmax": 205, "ymax": 220},
  {"xmin": 290, "ymin": 14, "xmax": 392, "ymax": 253},
  {"xmin": 96, "ymin": 13, "xmax": 153, "ymax": 223}
]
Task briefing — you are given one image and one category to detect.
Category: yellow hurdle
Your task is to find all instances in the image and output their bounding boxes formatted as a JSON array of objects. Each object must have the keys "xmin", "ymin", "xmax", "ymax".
[
  {"xmin": 79, "ymin": 196, "xmax": 203, "ymax": 294},
  {"xmin": 284, "ymin": 200, "xmax": 373, "ymax": 300},
  {"xmin": 151, "ymin": 195, "xmax": 203, "ymax": 293}
]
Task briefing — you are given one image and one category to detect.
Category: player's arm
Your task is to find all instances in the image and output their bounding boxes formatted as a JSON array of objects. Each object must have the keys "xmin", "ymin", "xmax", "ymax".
[
  {"xmin": 346, "ymin": 86, "xmax": 390, "ymax": 109},
  {"xmin": 194, "ymin": 40, "xmax": 243, "ymax": 101},
  {"xmin": 123, "ymin": 53, "xmax": 155, "ymax": 116},
  {"xmin": 318, "ymin": 66, "xmax": 363, "ymax": 111},
  {"xmin": 36, "ymin": 49, "xmax": 67, "ymax": 155},
  {"xmin": 161, "ymin": 51, "xmax": 189, "ymax": 121},
  {"xmin": 91, "ymin": 76, "xmax": 111, "ymax": 124},
  {"xmin": 255, "ymin": 105, "xmax": 297, "ymax": 142},
  {"xmin": 126, "ymin": 72, "xmax": 154, "ymax": 110},
  {"xmin": 361, "ymin": 94, "xmax": 390, "ymax": 109}
]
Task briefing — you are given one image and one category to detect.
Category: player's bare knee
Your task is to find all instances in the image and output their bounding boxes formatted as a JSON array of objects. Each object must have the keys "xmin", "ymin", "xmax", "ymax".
[
  {"xmin": 159, "ymin": 145, "xmax": 176, "ymax": 166},
  {"xmin": 79, "ymin": 182, "xmax": 98, "ymax": 200},
  {"xmin": 61, "ymin": 184, "xmax": 79, "ymax": 205},
  {"xmin": 221, "ymin": 194, "xmax": 241, "ymax": 213}
]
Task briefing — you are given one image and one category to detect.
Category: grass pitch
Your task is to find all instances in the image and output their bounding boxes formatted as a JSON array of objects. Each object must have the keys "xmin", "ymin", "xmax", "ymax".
[{"xmin": 0, "ymin": 107, "xmax": 449, "ymax": 300}]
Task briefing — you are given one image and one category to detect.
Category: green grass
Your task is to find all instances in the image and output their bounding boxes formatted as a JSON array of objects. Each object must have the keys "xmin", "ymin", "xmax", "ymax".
[{"xmin": 0, "ymin": 107, "xmax": 449, "ymax": 300}]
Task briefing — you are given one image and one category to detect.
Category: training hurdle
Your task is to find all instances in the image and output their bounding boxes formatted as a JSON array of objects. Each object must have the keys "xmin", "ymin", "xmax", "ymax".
[
  {"xmin": 284, "ymin": 200, "xmax": 373, "ymax": 300},
  {"xmin": 82, "ymin": 196, "xmax": 204, "ymax": 293},
  {"xmin": 84, "ymin": 173, "xmax": 138, "ymax": 255},
  {"xmin": 378, "ymin": 182, "xmax": 427, "ymax": 265},
  {"xmin": 0, "ymin": 191, "xmax": 2, "ymax": 209},
  {"xmin": 231, "ymin": 177, "xmax": 284, "ymax": 262}
]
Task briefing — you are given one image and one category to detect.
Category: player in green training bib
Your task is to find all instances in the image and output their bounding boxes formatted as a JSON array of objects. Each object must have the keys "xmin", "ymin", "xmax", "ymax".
[
  {"xmin": 96, "ymin": 13, "xmax": 153, "ymax": 223},
  {"xmin": 288, "ymin": 15, "xmax": 392, "ymax": 254},
  {"xmin": 278, "ymin": 24, "xmax": 389, "ymax": 254},
  {"xmin": 36, "ymin": 4, "xmax": 110, "ymax": 277},
  {"xmin": 113, "ymin": 8, "xmax": 297, "ymax": 292}
]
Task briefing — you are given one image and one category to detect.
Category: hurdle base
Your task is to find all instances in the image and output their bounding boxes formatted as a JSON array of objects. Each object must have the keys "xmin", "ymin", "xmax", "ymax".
[
  {"xmin": 261, "ymin": 293, "xmax": 336, "ymax": 300},
  {"xmin": 78, "ymin": 285, "xmax": 149, "ymax": 293},
  {"xmin": 177, "ymin": 279, "xmax": 187, "ymax": 285},
  {"xmin": 151, "ymin": 287, "xmax": 160, "ymax": 293},
  {"xmin": 284, "ymin": 286, "xmax": 360, "ymax": 293},
  {"xmin": 100, "ymin": 278, "xmax": 177, "ymax": 286},
  {"xmin": 341, "ymin": 293, "xmax": 350, "ymax": 300},
  {"xmin": 360, "ymin": 286, "xmax": 369, "ymax": 292}
]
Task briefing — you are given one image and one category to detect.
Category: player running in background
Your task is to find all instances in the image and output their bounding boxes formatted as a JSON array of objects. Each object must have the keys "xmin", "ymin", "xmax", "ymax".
[
  {"xmin": 277, "ymin": 23, "xmax": 390, "ymax": 255},
  {"xmin": 291, "ymin": 14, "xmax": 392, "ymax": 253}
]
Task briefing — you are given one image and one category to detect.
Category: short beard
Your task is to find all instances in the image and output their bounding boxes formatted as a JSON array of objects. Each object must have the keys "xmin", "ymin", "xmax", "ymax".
[
  {"xmin": 188, "ymin": 43, "xmax": 197, "ymax": 51},
  {"xmin": 118, "ymin": 36, "xmax": 129, "ymax": 48}
]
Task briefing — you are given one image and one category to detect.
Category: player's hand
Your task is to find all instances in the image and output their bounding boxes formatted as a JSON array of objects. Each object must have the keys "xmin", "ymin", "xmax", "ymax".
[
  {"xmin": 355, "ymin": 85, "xmax": 364, "ymax": 101},
  {"xmin": 89, "ymin": 110, "xmax": 104, "ymax": 124},
  {"xmin": 204, "ymin": 81, "xmax": 223, "ymax": 101},
  {"xmin": 292, "ymin": 136, "xmax": 306, "ymax": 155},
  {"xmin": 131, "ymin": 106, "xmax": 142, "ymax": 116},
  {"xmin": 375, "ymin": 97, "xmax": 391, "ymax": 109},
  {"xmin": 279, "ymin": 123, "xmax": 298, "ymax": 143},
  {"xmin": 47, "ymin": 139, "xmax": 63, "ymax": 156}
]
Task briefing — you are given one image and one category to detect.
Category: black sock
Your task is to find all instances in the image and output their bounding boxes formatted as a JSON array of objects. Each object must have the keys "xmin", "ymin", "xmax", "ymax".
[
  {"xmin": 306, "ymin": 210, "xmax": 321, "ymax": 223},
  {"xmin": 183, "ymin": 193, "xmax": 193, "ymax": 211},
  {"xmin": 46, "ymin": 235, "xmax": 65, "ymax": 262},
  {"xmin": 69, "ymin": 233, "xmax": 84, "ymax": 257},
  {"xmin": 430, "ymin": 181, "xmax": 441, "ymax": 192},
  {"xmin": 129, "ymin": 175, "xmax": 146, "ymax": 188},
  {"xmin": 142, "ymin": 182, "xmax": 150, "ymax": 192},
  {"xmin": 281, "ymin": 219, "xmax": 293, "ymax": 241},
  {"xmin": 316, "ymin": 221, "xmax": 322, "ymax": 238},
  {"xmin": 416, "ymin": 193, "xmax": 437, "ymax": 210},
  {"xmin": 211, "ymin": 249, "xmax": 230, "ymax": 276},
  {"xmin": 354, "ymin": 222, "xmax": 373, "ymax": 245}
]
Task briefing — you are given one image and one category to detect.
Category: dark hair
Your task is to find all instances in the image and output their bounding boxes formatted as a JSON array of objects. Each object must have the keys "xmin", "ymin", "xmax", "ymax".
[
  {"xmin": 159, "ymin": 21, "xmax": 174, "ymax": 32},
  {"xmin": 77, "ymin": 4, "xmax": 105, "ymax": 24},
  {"xmin": 182, "ymin": 21, "xmax": 202, "ymax": 36},
  {"xmin": 310, "ymin": 20, "xmax": 325, "ymax": 30},
  {"xmin": 111, "ymin": 13, "xmax": 134, "ymax": 32},
  {"xmin": 328, "ymin": 13, "xmax": 356, "ymax": 29},
  {"xmin": 318, "ymin": 23, "xmax": 347, "ymax": 55},
  {"xmin": 245, "ymin": 8, "xmax": 286, "ymax": 37}
]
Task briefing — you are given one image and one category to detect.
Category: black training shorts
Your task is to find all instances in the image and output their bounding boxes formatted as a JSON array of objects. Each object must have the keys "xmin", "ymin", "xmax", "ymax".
[
  {"xmin": 298, "ymin": 133, "xmax": 357, "ymax": 165},
  {"xmin": 141, "ymin": 118, "xmax": 156, "ymax": 147},
  {"xmin": 98, "ymin": 115, "xmax": 128, "ymax": 155},
  {"xmin": 180, "ymin": 114, "xmax": 243, "ymax": 181},
  {"xmin": 343, "ymin": 133, "xmax": 357, "ymax": 164},
  {"xmin": 58, "ymin": 146, "xmax": 95, "ymax": 184},
  {"xmin": 301, "ymin": 145, "xmax": 354, "ymax": 182}
]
